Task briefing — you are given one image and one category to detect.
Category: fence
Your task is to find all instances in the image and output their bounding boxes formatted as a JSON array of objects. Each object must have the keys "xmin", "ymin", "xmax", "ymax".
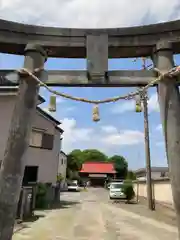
[
  {"xmin": 16, "ymin": 185, "xmax": 36, "ymax": 220},
  {"xmin": 133, "ymin": 178, "xmax": 174, "ymax": 207}
]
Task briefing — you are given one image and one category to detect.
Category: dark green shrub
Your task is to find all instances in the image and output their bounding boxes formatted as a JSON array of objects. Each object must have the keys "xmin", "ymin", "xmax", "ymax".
[
  {"xmin": 122, "ymin": 180, "xmax": 135, "ymax": 203},
  {"xmin": 35, "ymin": 183, "xmax": 48, "ymax": 209}
]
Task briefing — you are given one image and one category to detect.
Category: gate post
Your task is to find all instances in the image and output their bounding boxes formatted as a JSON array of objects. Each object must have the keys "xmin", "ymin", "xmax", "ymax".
[
  {"xmin": 0, "ymin": 44, "xmax": 47, "ymax": 240},
  {"xmin": 153, "ymin": 41, "xmax": 180, "ymax": 236}
]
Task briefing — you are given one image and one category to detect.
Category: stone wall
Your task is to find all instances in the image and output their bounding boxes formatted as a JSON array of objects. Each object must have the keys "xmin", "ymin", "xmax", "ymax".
[{"xmin": 133, "ymin": 178, "xmax": 174, "ymax": 207}]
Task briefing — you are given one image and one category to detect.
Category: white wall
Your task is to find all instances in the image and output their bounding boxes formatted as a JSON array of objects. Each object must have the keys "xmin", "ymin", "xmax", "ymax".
[
  {"xmin": 134, "ymin": 179, "xmax": 174, "ymax": 206},
  {"xmin": 58, "ymin": 151, "xmax": 67, "ymax": 187}
]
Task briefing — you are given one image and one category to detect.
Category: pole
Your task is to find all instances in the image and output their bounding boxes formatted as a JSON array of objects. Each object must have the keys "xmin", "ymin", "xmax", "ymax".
[
  {"xmin": 0, "ymin": 44, "xmax": 47, "ymax": 240},
  {"xmin": 142, "ymin": 91, "xmax": 154, "ymax": 210},
  {"xmin": 153, "ymin": 41, "xmax": 180, "ymax": 238}
]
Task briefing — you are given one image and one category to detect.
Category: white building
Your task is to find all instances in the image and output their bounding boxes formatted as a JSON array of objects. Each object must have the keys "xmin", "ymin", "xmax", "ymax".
[
  {"xmin": 135, "ymin": 167, "xmax": 169, "ymax": 181},
  {"xmin": 0, "ymin": 87, "xmax": 64, "ymax": 186},
  {"xmin": 58, "ymin": 150, "xmax": 67, "ymax": 189}
]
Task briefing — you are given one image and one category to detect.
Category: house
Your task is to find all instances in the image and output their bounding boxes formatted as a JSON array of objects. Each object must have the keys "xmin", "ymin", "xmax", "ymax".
[
  {"xmin": 135, "ymin": 166, "xmax": 169, "ymax": 180},
  {"xmin": 79, "ymin": 162, "xmax": 116, "ymax": 186},
  {"xmin": 58, "ymin": 150, "xmax": 67, "ymax": 189},
  {"xmin": 0, "ymin": 87, "xmax": 64, "ymax": 186}
]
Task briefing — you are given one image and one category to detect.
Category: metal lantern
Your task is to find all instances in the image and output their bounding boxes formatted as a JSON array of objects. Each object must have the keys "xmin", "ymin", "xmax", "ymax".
[
  {"xmin": 135, "ymin": 94, "xmax": 142, "ymax": 112},
  {"xmin": 48, "ymin": 95, "xmax": 56, "ymax": 112},
  {"xmin": 92, "ymin": 104, "xmax": 100, "ymax": 122}
]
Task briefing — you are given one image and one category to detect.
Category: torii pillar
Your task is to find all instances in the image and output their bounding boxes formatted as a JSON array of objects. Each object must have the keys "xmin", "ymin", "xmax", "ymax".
[{"xmin": 153, "ymin": 41, "xmax": 180, "ymax": 237}]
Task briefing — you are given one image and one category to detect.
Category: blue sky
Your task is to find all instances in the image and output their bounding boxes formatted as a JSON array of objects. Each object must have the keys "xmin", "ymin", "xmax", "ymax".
[{"xmin": 0, "ymin": 0, "xmax": 180, "ymax": 170}]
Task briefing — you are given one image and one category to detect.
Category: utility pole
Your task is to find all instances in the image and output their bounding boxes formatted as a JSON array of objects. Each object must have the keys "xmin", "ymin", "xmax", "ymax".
[
  {"xmin": 0, "ymin": 44, "xmax": 47, "ymax": 240},
  {"xmin": 142, "ymin": 90, "xmax": 154, "ymax": 211},
  {"xmin": 139, "ymin": 58, "xmax": 154, "ymax": 211}
]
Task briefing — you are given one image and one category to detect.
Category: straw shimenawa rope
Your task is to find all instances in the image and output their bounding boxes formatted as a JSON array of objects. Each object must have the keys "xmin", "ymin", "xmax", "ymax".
[
  {"xmin": 17, "ymin": 66, "xmax": 180, "ymax": 104},
  {"xmin": 16, "ymin": 66, "xmax": 180, "ymax": 121}
]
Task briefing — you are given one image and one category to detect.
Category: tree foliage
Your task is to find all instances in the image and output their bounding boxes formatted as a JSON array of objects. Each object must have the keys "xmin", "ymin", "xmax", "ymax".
[
  {"xmin": 122, "ymin": 180, "xmax": 135, "ymax": 203},
  {"xmin": 67, "ymin": 151, "xmax": 82, "ymax": 172},
  {"xmin": 81, "ymin": 149, "xmax": 108, "ymax": 163},
  {"xmin": 126, "ymin": 170, "xmax": 136, "ymax": 180},
  {"xmin": 108, "ymin": 155, "xmax": 128, "ymax": 179}
]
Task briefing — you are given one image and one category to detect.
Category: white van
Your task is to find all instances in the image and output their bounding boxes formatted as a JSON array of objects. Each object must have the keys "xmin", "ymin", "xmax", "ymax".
[{"xmin": 109, "ymin": 182, "xmax": 126, "ymax": 200}]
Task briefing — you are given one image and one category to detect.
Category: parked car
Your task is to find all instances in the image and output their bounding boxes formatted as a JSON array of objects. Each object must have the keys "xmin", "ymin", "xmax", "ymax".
[
  {"xmin": 67, "ymin": 182, "xmax": 80, "ymax": 192},
  {"xmin": 107, "ymin": 183, "xmax": 111, "ymax": 189},
  {"xmin": 109, "ymin": 182, "xmax": 126, "ymax": 200}
]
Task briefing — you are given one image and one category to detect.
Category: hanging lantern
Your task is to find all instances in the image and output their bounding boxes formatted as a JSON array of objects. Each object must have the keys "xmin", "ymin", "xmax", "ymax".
[
  {"xmin": 48, "ymin": 95, "xmax": 56, "ymax": 112},
  {"xmin": 92, "ymin": 104, "xmax": 100, "ymax": 122},
  {"xmin": 135, "ymin": 94, "xmax": 142, "ymax": 112}
]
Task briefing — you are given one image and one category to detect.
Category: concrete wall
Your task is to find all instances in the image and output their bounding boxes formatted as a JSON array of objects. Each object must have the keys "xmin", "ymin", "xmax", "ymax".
[
  {"xmin": 0, "ymin": 95, "xmax": 61, "ymax": 185},
  {"xmin": 134, "ymin": 179, "xmax": 173, "ymax": 206}
]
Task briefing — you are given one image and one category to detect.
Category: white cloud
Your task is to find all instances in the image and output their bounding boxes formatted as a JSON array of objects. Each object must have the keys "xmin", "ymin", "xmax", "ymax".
[
  {"xmin": 100, "ymin": 125, "xmax": 117, "ymax": 133},
  {"xmin": 156, "ymin": 124, "xmax": 162, "ymax": 131},
  {"xmin": 100, "ymin": 125, "xmax": 144, "ymax": 146},
  {"xmin": 60, "ymin": 118, "xmax": 94, "ymax": 152},
  {"xmin": 102, "ymin": 129, "xmax": 144, "ymax": 146},
  {"xmin": 60, "ymin": 118, "xmax": 144, "ymax": 153},
  {"xmin": 0, "ymin": 0, "xmax": 179, "ymax": 28},
  {"xmin": 112, "ymin": 93, "xmax": 160, "ymax": 114},
  {"xmin": 148, "ymin": 93, "xmax": 159, "ymax": 112}
]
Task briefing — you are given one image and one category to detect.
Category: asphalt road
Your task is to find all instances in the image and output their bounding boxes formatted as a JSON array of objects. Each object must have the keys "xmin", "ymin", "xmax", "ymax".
[{"xmin": 13, "ymin": 188, "xmax": 178, "ymax": 240}]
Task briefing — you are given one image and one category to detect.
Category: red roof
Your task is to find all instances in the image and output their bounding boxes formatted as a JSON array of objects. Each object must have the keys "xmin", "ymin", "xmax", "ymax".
[{"xmin": 80, "ymin": 162, "xmax": 116, "ymax": 174}]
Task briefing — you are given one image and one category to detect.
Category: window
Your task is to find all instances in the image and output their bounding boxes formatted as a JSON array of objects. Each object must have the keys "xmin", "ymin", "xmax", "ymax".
[
  {"xmin": 29, "ymin": 129, "xmax": 54, "ymax": 150},
  {"xmin": 29, "ymin": 130, "xmax": 43, "ymax": 147},
  {"xmin": 61, "ymin": 159, "xmax": 63, "ymax": 165},
  {"xmin": 41, "ymin": 133, "xmax": 54, "ymax": 150},
  {"xmin": 160, "ymin": 172, "xmax": 166, "ymax": 177}
]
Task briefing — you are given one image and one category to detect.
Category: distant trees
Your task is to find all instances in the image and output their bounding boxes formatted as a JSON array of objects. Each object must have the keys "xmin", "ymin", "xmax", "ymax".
[
  {"xmin": 108, "ymin": 155, "xmax": 128, "ymax": 179},
  {"xmin": 126, "ymin": 170, "xmax": 136, "ymax": 180},
  {"xmin": 66, "ymin": 148, "xmax": 136, "ymax": 181}
]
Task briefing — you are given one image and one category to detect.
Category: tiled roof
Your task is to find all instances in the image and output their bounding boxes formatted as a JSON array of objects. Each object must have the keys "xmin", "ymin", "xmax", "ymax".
[
  {"xmin": 80, "ymin": 162, "xmax": 116, "ymax": 174},
  {"xmin": 135, "ymin": 166, "xmax": 169, "ymax": 174}
]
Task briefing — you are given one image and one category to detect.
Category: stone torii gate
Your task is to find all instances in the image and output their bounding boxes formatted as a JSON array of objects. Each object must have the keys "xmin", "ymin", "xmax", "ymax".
[{"xmin": 0, "ymin": 18, "xmax": 180, "ymax": 239}]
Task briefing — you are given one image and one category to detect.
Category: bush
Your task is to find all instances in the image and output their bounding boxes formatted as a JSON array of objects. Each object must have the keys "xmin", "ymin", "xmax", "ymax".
[
  {"xmin": 35, "ymin": 183, "xmax": 48, "ymax": 209},
  {"xmin": 122, "ymin": 180, "xmax": 135, "ymax": 203}
]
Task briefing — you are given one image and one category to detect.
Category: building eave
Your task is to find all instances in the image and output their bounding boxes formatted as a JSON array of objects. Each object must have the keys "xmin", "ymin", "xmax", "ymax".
[
  {"xmin": 60, "ymin": 150, "xmax": 67, "ymax": 157},
  {"xmin": 0, "ymin": 86, "xmax": 45, "ymax": 105},
  {"xmin": 36, "ymin": 106, "xmax": 61, "ymax": 126}
]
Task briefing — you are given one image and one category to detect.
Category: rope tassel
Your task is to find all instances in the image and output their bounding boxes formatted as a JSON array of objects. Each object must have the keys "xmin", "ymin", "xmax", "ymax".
[
  {"xmin": 48, "ymin": 95, "xmax": 56, "ymax": 112},
  {"xmin": 135, "ymin": 94, "xmax": 142, "ymax": 112},
  {"xmin": 92, "ymin": 104, "xmax": 100, "ymax": 122}
]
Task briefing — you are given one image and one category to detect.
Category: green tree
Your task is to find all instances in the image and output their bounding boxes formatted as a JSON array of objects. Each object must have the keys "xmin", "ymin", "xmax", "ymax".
[
  {"xmin": 81, "ymin": 149, "xmax": 108, "ymax": 163},
  {"xmin": 108, "ymin": 155, "xmax": 128, "ymax": 179},
  {"xmin": 67, "ymin": 151, "xmax": 82, "ymax": 172},
  {"xmin": 126, "ymin": 170, "xmax": 136, "ymax": 180},
  {"xmin": 122, "ymin": 179, "xmax": 135, "ymax": 203},
  {"xmin": 70, "ymin": 149, "xmax": 82, "ymax": 161}
]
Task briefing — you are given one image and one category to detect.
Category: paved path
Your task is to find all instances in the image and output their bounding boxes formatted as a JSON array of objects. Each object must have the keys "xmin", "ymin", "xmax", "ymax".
[{"xmin": 13, "ymin": 188, "xmax": 178, "ymax": 240}]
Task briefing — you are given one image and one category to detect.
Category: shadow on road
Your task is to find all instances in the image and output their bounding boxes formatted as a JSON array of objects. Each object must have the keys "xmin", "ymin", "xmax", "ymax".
[
  {"xmin": 51, "ymin": 200, "xmax": 80, "ymax": 209},
  {"xmin": 23, "ymin": 214, "xmax": 45, "ymax": 223}
]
